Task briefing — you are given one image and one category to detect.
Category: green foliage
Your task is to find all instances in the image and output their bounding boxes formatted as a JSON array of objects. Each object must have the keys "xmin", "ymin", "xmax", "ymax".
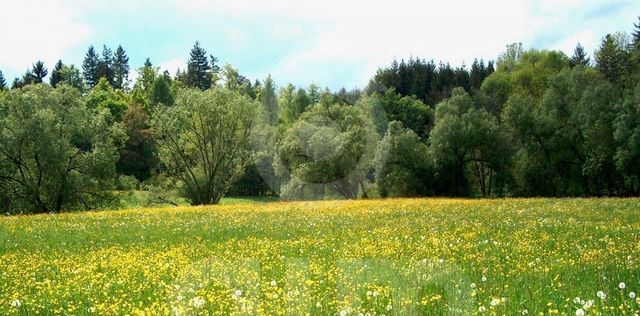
[
  {"xmin": 152, "ymin": 88, "xmax": 258, "ymax": 205},
  {"xmin": 117, "ymin": 103, "xmax": 158, "ymax": 182},
  {"xmin": 570, "ymin": 43, "xmax": 591, "ymax": 67},
  {"xmin": 0, "ymin": 85, "xmax": 124, "ymax": 214},
  {"xmin": 84, "ymin": 78, "xmax": 129, "ymax": 121},
  {"xmin": 358, "ymin": 89, "xmax": 433, "ymax": 139},
  {"xmin": 150, "ymin": 73, "xmax": 175, "ymax": 106},
  {"xmin": 276, "ymin": 103, "xmax": 378, "ymax": 199},
  {"xmin": 0, "ymin": 70, "xmax": 5, "ymax": 90},
  {"xmin": 50, "ymin": 60, "xmax": 64, "ymax": 87},
  {"xmin": 614, "ymin": 83, "xmax": 640, "ymax": 193},
  {"xmin": 259, "ymin": 75, "xmax": 279, "ymax": 125},
  {"xmin": 374, "ymin": 121, "xmax": 433, "ymax": 197},
  {"xmin": 82, "ymin": 45, "xmax": 100, "ymax": 87},
  {"xmin": 596, "ymin": 33, "xmax": 631, "ymax": 86},
  {"xmin": 113, "ymin": 45, "xmax": 130, "ymax": 90},
  {"xmin": 29, "ymin": 61, "xmax": 48, "ymax": 84},
  {"xmin": 185, "ymin": 42, "xmax": 213, "ymax": 90}
]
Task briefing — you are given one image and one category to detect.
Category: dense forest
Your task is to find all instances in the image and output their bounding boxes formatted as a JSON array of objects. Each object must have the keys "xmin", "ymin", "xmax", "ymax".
[{"xmin": 1, "ymin": 18, "xmax": 640, "ymax": 214}]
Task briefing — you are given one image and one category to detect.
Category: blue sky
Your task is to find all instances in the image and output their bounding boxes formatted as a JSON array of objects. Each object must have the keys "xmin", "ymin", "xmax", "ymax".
[{"xmin": 1, "ymin": 0, "xmax": 639, "ymax": 90}]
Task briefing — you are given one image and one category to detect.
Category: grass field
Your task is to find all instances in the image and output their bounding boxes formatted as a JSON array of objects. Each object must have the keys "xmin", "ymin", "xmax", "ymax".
[{"xmin": 0, "ymin": 198, "xmax": 639, "ymax": 315}]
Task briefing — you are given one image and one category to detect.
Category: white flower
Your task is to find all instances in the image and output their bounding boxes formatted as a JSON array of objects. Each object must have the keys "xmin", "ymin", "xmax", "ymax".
[
  {"xmin": 470, "ymin": 283, "xmax": 476, "ymax": 289},
  {"xmin": 490, "ymin": 298, "xmax": 500, "ymax": 307},
  {"xmin": 619, "ymin": 282, "xmax": 626, "ymax": 290},
  {"xmin": 372, "ymin": 290, "xmax": 379, "ymax": 298},
  {"xmin": 191, "ymin": 296, "xmax": 205, "ymax": 309},
  {"xmin": 576, "ymin": 308, "xmax": 585, "ymax": 316},
  {"xmin": 597, "ymin": 291, "xmax": 606, "ymax": 300},
  {"xmin": 272, "ymin": 293, "xmax": 279, "ymax": 299},
  {"xmin": 629, "ymin": 292, "xmax": 636, "ymax": 299},
  {"xmin": 482, "ymin": 276, "xmax": 487, "ymax": 282},
  {"xmin": 478, "ymin": 305, "xmax": 486, "ymax": 313},
  {"xmin": 340, "ymin": 310, "xmax": 347, "ymax": 316},
  {"xmin": 521, "ymin": 309, "xmax": 528, "ymax": 315},
  {"xmin": 584, "ymin": 300, "xmax": 594, "ymax": 309},
  {"xmin": 87, "ymin": 307, "xmax": 96, "ymax": 313},
  {"xmin": 366, "ymin": 290, "xmax": 372, "ymax": 296},
  {"xmin": 573, "ymin": 297, "xmax": 582, "ymax": 304},
  {"xmin": 386, "ymin": 304, "xmax": 393, "ymax": 311},
  {"xmin": 270, "ymin": 280, "xmax": 277, "ymax": 287},
  {"xmin": 316, "ymin": 302, "xmax": 322, "ymax": 308},
  {"xmin": 10, "ymin": 299, "xmax": 21, "ymax": 308}
]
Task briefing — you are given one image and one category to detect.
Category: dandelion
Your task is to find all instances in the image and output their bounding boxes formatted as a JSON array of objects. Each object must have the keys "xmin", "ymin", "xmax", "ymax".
[
  {"xmin": 366, "ymin": 290, "xmax": 372, "ymax": 296},
  {"xmin": 482, "ymin": 276, "xmax": 487, "ymax": 282},
  {"xmin": 87, "ymin": 307, "xmax": 95, "ymax": 313},
  {"xmin": 270, "ymin": 280, "xmax": 277, "ymax": 287},
  {"xmin": 316, "ymin": 302, "xmax": 322, "ymax": 308},
  {"xmin": 273, "ymin": 293, "xmax": 279, "ymax": 299},
  {"xmin": 479, "ymin": 305, "xmax": 487, "ymax": 313},
  {"xmin": 629, "ymin": 292, "xmax": 636, "ymax": 299},
  {"xmin": 372, "ymin": 290, "xmax": 379, "ymax": 298},
  {"xmin": 597, "ymin": 291, "xmax": 606, "ymax": 300},
  {"xmin": 573, "ymin": 297, "xmax": 582, "ymax": 304},
  {"xmin": 470, "ymin": 283, "xmax": 476, "ymax": 289},
  {"xmin": 490, "ymin": 298, "xmax": 500, "ymax": 307},
  {"xmin": 575, "ymin": 308, "xmax": 585, "ymax": 316},
  {"xmin": 521, "ymin": 309, "xmax": 528, "ymax": 315},
  {"xmin": 340, "ymin": 310, "xmax": 347, "ymax": 316},
  {"xmin": 10, "ymin": 299, "xmax": 21, "ymax": 309},
  {"xmin": 584, "ymin": 300, "xmax": 593, "ymax": 309},
  {"xmin": 618, "ymin": 282, "xmax": 626, "ymax": 290}
]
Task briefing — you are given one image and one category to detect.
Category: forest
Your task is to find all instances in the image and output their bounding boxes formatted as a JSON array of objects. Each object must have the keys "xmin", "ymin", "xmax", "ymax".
[{"xmin": 1, "ymin": 18, "xmax": 639, "ymax": 214}]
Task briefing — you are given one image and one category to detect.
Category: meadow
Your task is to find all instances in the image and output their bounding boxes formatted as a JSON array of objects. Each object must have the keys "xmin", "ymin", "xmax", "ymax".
[{"xmin": 0, "ymin": 198, "xmax": 639, "ymax": 315}]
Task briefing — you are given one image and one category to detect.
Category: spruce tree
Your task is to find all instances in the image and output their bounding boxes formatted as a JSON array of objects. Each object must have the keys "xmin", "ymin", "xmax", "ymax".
[
  {"xmin": 12, "ymin": 77, "xmax": 24, "ymax": 89},
  {"xmin": 30, "ymin": 61, "xmax": 48, "ymax": 84},
  {"xmin": 570, "ymin": 43, "xmax": 590, "ymax": 67},
  {"xmin": 633, "ymin": 16, "xmax": 640, "ymax": 49},
  {"xmin": 98, "ymin": 45, "xmax": 115, "ymax": 86},
  {"xmin": 185, "ymin": 41, "xmax": 212, "ymax": 90},
  {"xmin": 113, "ymin": 45, "xmax": 130, "ymax": 90},
  {"xmin": 596, "ymin": 34, "xmax": 629, "ymax": 85},
  {"xmin": 50, "ymin": 60, "xmax": 64, "ymax": 87},
  {"xmin": 82, "ymin": 45, "xmax": 100, "ymax": 87},
  {"xmin": 0, "ymin": 70, "xmax": 6, "ymax": 90}
]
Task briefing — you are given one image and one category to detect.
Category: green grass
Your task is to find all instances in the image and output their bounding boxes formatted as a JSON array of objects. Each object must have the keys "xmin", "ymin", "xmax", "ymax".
[{"xmin": 0, "ymin": 198, "xmax": 639, "ymax": 315}]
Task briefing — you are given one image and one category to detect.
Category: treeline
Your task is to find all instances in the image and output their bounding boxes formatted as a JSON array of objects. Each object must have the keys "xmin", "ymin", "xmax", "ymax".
[{"xmin": 1, "ymin": 18, "xmax": 639, "ymax": 213}]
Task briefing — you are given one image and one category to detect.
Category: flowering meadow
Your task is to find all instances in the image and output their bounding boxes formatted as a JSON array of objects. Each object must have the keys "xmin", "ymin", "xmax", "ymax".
[{"xmin": 0, "ymin": 198, "xmax": 639, "ymax": 315}]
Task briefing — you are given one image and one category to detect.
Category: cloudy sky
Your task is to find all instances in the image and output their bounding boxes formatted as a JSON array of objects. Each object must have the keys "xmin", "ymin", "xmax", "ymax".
[{"xmin": 1, "ymin": 0, "xmax": 638, "ymax": 90}]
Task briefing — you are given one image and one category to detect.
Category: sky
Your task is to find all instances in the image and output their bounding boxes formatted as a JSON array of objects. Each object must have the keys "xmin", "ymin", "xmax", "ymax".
[{"xmin": 1, "ymin": 0, "xmax": 639, "ymax": 90}]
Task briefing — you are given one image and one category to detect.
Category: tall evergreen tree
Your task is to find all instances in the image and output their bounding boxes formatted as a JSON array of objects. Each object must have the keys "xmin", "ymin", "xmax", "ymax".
[
  {"xmin": 260, "ymin": 75, "xmax": 279, "ymax": 125},
  {"xmin": 113, "ymin": 45, "xmax": 130, "ymax": 90},
  {"xmin": 570, "ymin": 43, "xmax": 590, "ymax": 67},
  {"xmin": 97, "ymin": 45, "xmax": 115, "ymax": 86},
  {"xmin": 0, "ymin": 70, "xmax": 6, "ymax": 90},
  {"xmin": 30, "ymin": 61, "xmax": 48, "ymax": 84},
  {"xmin": 633, "ymin": 16, "xmax": 640, "ymax": 49},
  {"xmin": 596, "ymin": 34, "xmax": 629, "ymax": 85},
  {"xmin": 12, "ymin": 77, "xmax": 24, "ymax": 89},
  {"xmin": 82, "ymin": 45, "xmax": 100, "ymax": 87},
  {"xmin": 50, "ymin": 60, "xmax": 64, "ymax": 87},
  {"xmin": 185, "ymin": 41, "xmax": 212, "ymax": 90}
]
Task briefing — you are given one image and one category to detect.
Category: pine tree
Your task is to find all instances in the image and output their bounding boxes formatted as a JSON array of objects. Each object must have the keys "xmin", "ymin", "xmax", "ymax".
[
  {"xmin": 185, "ymin": 41, "xmax": 212, "ymax": 90},
  {"xmin": 113, "ymin": 45, "xmax": 130, "ymax": 90},
  {"xmin": 144, "ymin": 58, "xmax": 152, "ymax": 68},
  {"xmin": 260, "ymin": 75, "xmax": 279, "ymax": 125},
  {"xmin": 50, "ymin": 60, "xmax": 64, "ymax": 87},
  {"xmin": 570, "ymin": 43, "xmax": 590, "ymax": 67},
  {"xmin": 0, "ymin": 70, "xmax": 6, "ymax": 90},
  {"xmin": 82, "ymin": 45, "xmax": 100, "ymax": 87},
  {"xmin": 633, "ymin": 16, "xmax": 640, "ymax": 49},
  {"xmin": 12, "ymin": 77, "xmax": 24, "ymax": 89},
  {"xmin": 596, "ymin": 34, "xmax": 629, "ymax": 84},
  {"xmin": 30, "ymin": 61, "xmax": 48, "ymax": 84},
  {"xmin": 97, "ymin": 45, "xmax": 115, "ymax": 86}
]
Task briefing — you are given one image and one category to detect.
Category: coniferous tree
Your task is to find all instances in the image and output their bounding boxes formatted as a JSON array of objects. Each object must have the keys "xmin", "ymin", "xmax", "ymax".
[
  {"xmin": 260, "ymin": 75, "xmax": 279, "ymax": 125},
  {"xmin": 12, "ymin": 78, "xmax": 24, "ymax": 89},
  {"xmin": 113, "ymin": 45, "xmax": 130, "ymax": 90},
  {"xmin": 185, "ymin": 41, "xmax": 212, "ymax": 90},
  {"xmin": 98, "ymin": 45, "xmax": 115, "ymax": 86},
  {"xmin": 632, "ymin": 16, "xmax": 640, "ymax": 49},
  {"xmin": 82, "ymin": 45, "xmax": 100, "ymax": 87},
  {"xmin": 0, "ymin": 71, "xmax": 6, "ymax": 90},
  {"xmin": 570, "ymin": 43, "xmax": 590, "ymax": 67},
  {"xmin": 30, "ymin": 61, "xmax": 48, "ymax": 84},
  {"xmin": 50, "ymin": 60, "xmax": 64, "ymax": 87},
  {"xmin": 596, "ymin": 34, "xmax": 629, "ymax": 85}
]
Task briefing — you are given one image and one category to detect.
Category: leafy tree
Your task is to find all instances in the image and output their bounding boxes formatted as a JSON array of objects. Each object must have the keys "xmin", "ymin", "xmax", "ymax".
[
  {"xmin": 0, "ymin": 84, "xmax": 123, "ymax": 214},
  {"xmin": 0, "ymin": 70, "xmax": 6, "ymax": 90},
  {"xmin": 30, "ymin": 61, "xmax": 48, "ymax": 84},
  {"xmin": 150, "ymin": 72, "xmax": 175, "ymax": 106},
  {"xmin": 117, "ymin": 103, "xmax": 158, "ymax": 181},
  {"xmin": 276, "ymin": 103, "xmax": 378, "ymax": 199},
  {"xmin": 50, "ymin": 60, "xmax": 64, "ymax": 87},
  {"xmin": 113, "ymin": 45, "xmax": 130, "ymax": 90},
  {"xmin": 56, "ymin": 65, "xmax": 85, "ymax": 91},
  {"xmin": 280, "ymin": 84, "xmax": 311, "ymax": 124},
  {"xmin": 130, "ymin": 59, "xmax": 157, "ymax": 109},
  {"xmin": 82, "ymin": 45, "xmax": 100, "ymax": 87},
  {"xmin": 374, "ymin": 121, "xmax": 432, "ymax": 197},
  {"xmin": 259, "ymin": 75, "xmax": 279, "ymax": 125},
  {"xmin": 358, "ymin": 89, "xmax": 433, "ymax": 139},
  {"xmin": 152, "ymin": 88, "xmax": 258, "ymax": 205},
  {"xmin": 185, "ymin": 42, "xmax": 212, "ymax": 90},
  {"xmin": 570, "ymin": 43, "xmax": 590, "ymax": 67},
  {"xmin": 430, "ymin": 88, "xmax": 509, "ymax": 196},
  {"xmin": 614, "ymin": 83, "xmax": 640, "ymax": 194},
  {"xmin": 84, "ymin": 78, "xmax": 129, "ymax": 121}
]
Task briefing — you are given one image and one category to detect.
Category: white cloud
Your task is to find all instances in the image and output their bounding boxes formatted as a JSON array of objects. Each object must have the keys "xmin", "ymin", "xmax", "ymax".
[
  {"xmin": 159, "ymin": 59, "xmax": 187, "ymax": 76},
  {"xmin": 0, "ymin": 0, "xmax": 90, "ymax": 78}
]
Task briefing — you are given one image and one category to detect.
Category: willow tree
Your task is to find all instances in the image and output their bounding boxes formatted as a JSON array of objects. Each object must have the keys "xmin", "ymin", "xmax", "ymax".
[{"xmin": 152, "ymin": 88, "xmax": 258, "ymax": 205}]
